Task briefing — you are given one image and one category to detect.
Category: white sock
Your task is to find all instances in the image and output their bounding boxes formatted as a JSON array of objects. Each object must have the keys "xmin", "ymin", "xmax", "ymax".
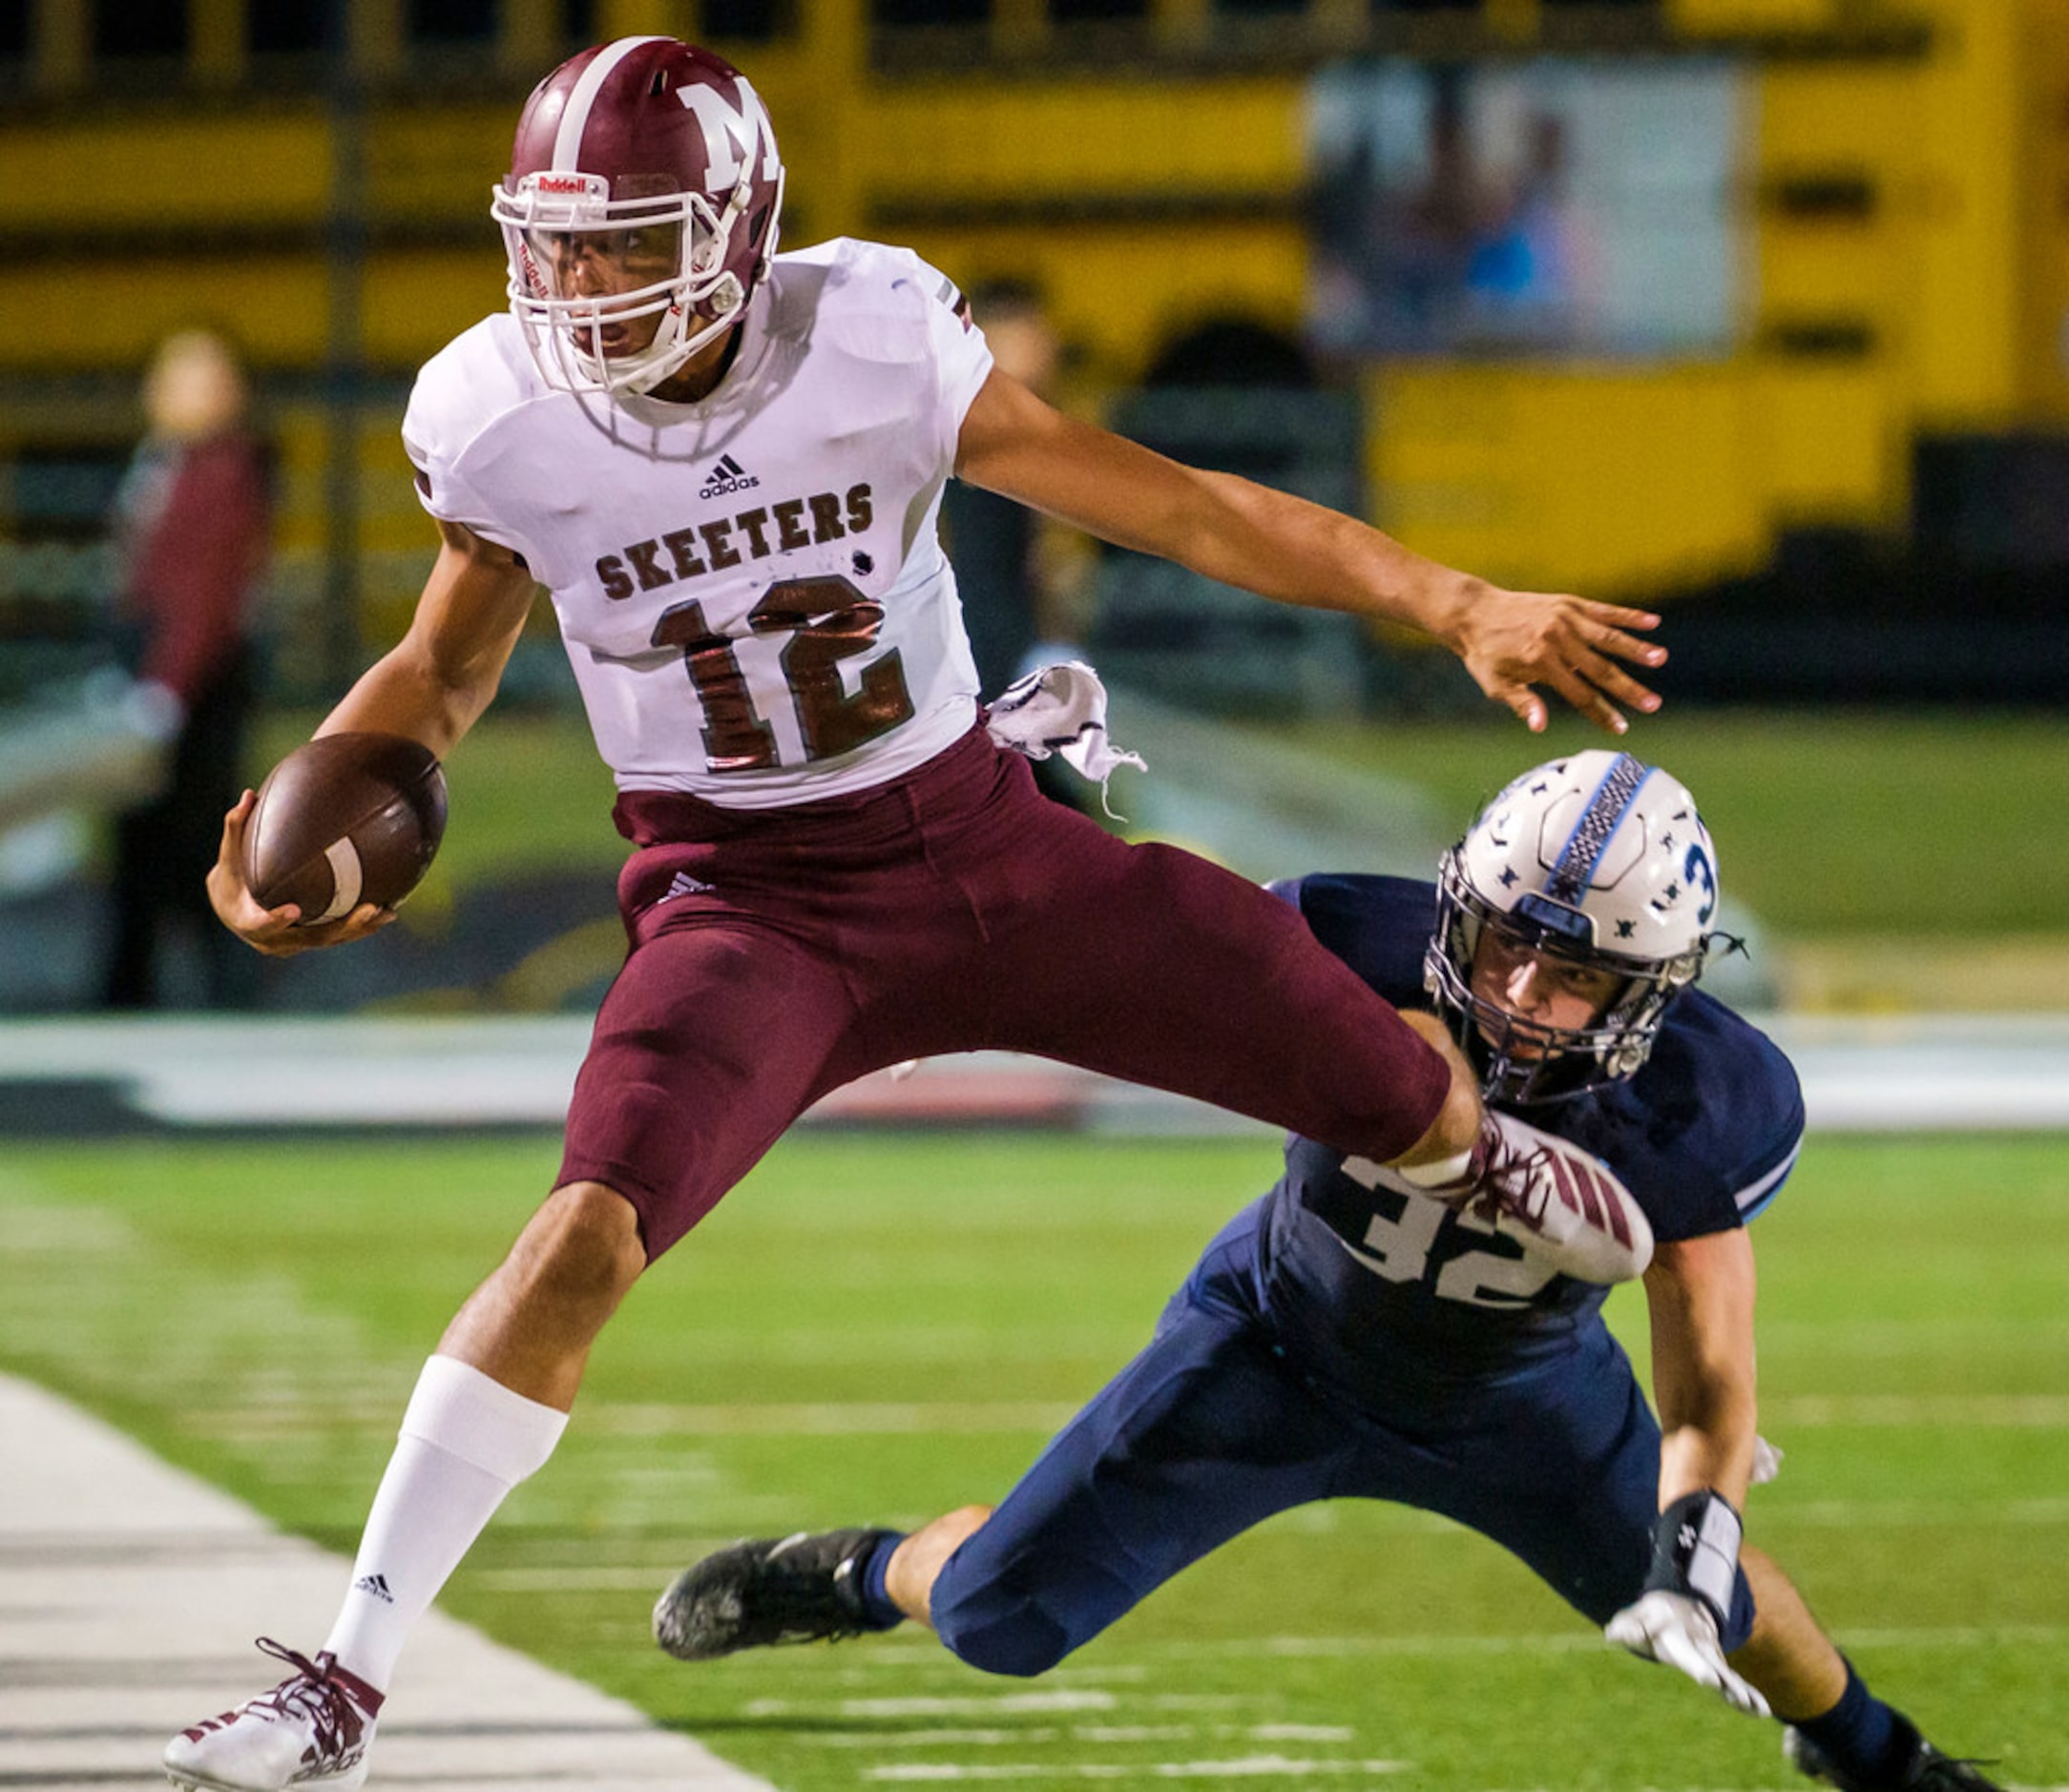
[{"xmin": 323, "ymin": 1355, "xmax": 568, "ymax": 1692}]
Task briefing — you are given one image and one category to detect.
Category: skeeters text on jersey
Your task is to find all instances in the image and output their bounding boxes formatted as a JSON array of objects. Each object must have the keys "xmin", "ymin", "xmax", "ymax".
[{"xmin": 401, "ymin": 238, "xmax": 994, "ymax": 807}]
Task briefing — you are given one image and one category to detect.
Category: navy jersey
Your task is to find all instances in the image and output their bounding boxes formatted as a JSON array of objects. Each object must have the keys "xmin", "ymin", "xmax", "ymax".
[{"xmin": 1257, "ymin": 873, "xmax": 1804, "ymax": 1420}]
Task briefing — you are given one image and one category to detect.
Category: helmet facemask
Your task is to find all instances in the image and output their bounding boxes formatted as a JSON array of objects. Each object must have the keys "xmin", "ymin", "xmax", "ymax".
[
  {"xmin": 492, "ymin": 163, "xmax": 783, "ymax": 399},
  {"xmin": 1426, "ymin": 844, "xmax": 1707, "ymax": 1106}
]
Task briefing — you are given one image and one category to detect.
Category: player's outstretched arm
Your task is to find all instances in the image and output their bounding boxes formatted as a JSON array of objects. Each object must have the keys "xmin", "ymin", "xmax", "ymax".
[
  {"xmin": 953, "ymin": 368, "xmax": 1664, "ymax": 735},
  {"xmin": 1644, "ymin": 1230, "xmax": 1760, "ymax": 1512},
  {"xmin": 1605, "ymin": 1229, "xmax": 1768, "ymax": 1716}
]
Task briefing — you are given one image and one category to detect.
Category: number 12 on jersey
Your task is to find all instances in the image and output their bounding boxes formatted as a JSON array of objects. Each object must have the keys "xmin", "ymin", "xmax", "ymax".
[{"xmin": 650, "ymin": 574, "xmax": 916, "ymax": 772}]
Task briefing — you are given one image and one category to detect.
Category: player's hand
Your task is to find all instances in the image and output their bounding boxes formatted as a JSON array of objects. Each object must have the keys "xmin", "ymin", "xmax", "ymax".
[
  {"xmin": 206, "ymin": 790, "xmax": 396, "ymax": 957},
  {"xmin": 1604, "ymin": 1590, "xmax": 1770, "ymax": 1718},
  {"xmin": 1441, "ymin": 578, "xmax": 1666, "ymax": 736}
]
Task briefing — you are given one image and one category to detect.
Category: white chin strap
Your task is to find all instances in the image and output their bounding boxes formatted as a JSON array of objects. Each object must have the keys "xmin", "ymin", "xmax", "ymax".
[
  {"xmin": 573, "ymin": 278, "xmax": 744, "ymax": 397},
  {"xmin": 519, "ymin": 272, "xmax": 740, "ymax": 399}
]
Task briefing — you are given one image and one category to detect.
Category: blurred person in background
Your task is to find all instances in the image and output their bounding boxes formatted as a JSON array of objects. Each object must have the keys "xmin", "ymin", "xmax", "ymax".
[
  {"xmin": 937, "ymin": 277, "xmax": 1095, "ymax": 810},
  {"xmin": 939, "ymin": 278, "xmax": 1076, "ymax": 699},
  {"xmin": 1460, "ymin": 110, "xmax": 1600, "ymax": 352},
  {"xmin": 100, "ymin": 327, "xmax": 271, "ymax": 1009}
]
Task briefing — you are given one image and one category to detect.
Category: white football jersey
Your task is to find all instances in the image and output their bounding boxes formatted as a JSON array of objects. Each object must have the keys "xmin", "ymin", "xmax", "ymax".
[{"xmin": 402, "ymin": 238, "xmax": 995, "ymax": 806}]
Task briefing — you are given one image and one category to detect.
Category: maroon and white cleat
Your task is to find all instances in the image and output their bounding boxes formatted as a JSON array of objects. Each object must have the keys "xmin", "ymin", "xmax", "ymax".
[
  {"xmin": 1439, "ymin": 1111, "xmax": 1654, "ymax": 1283},
  {"xmin": 164, "ymin": 1638, "xmax": 383, "ymax": 1792}
]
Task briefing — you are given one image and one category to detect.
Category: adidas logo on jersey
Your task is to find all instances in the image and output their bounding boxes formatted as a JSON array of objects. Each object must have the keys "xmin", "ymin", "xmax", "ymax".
[{"xmin": 700, "ymin": 453, "xmax": 759, "ymax": 499}]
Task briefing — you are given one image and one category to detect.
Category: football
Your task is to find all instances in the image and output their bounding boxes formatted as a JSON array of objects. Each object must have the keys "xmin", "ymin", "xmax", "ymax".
[{"xmin": 241, "ymin": 733, "xmax": 449, "ymax": 925}]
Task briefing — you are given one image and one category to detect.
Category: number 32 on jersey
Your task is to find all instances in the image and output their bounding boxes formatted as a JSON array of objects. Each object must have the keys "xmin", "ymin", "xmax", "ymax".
[
  {"xmin": 1332, "ymin": 1156, "xmax": 1559, "ymax": 1307},
  {"xmin": 650, "ymin": 573, "xmax": 915, "ymax": 772}
]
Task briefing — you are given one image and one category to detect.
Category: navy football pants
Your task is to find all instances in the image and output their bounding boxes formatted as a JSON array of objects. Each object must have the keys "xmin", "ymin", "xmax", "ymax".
[{"xmin": 930, "ymin": 1199, "xmax": 1754, "ymax": 1676}]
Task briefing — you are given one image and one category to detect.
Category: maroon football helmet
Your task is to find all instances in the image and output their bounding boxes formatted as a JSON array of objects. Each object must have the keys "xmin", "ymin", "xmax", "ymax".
[{"xmin": 491, "ymin": 36, "xmax": 784, "ymax": 396}]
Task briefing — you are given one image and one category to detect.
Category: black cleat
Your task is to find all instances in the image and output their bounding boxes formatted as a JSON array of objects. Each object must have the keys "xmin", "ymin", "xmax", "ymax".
[
  {"xmin": 1786, "ymin": 1719, "xmax": 2005, "ymax": 1792},
  {"xmin": 653, "ymin": 1527, "xmax": 901, "ymax": 1660}
]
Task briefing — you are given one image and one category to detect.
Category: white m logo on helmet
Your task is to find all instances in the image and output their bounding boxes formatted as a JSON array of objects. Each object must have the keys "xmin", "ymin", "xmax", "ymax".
[{"xmin": 678, "ymin": 77, "xmax": 779, "ymax": 189}]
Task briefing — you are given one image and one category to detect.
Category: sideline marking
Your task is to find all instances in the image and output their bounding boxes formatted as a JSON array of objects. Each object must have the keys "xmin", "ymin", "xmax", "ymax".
[
  {"xmin": 7, "ymin": 1014, "xmax": 2069, "ymax": 1132},
  {"xmin": 0, "ymin": 1373, "xmax": 770, "ymax": 1792}
]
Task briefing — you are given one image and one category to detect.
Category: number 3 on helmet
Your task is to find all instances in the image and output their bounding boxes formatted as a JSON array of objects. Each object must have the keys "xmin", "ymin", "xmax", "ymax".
[
  {"xmin": 1426, "ymin": 750, "xmax": 1721, "ymax": 1104},
  {"xmin": 491, "ymin": 35, "xmax": 785, "ymax": 398}
]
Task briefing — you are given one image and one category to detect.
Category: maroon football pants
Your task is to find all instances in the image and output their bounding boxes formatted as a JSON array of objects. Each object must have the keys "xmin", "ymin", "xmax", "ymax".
[{"xmin": 558, "ymin": 726, "xmax": 1450, "ymax": 1259}]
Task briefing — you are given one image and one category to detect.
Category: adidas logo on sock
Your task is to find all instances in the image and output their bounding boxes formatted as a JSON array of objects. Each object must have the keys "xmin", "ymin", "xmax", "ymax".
[
  {"xmin": 699, "ymin": 453, "xmax": 758, "ymax": 499},
  {"xmin": 354, "ymin": 1573, "xmax": 395, "ymax": 1604}
]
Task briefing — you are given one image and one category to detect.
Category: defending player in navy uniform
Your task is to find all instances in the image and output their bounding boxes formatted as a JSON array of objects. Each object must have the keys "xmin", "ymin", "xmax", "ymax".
[
  {"xmin": 170, "ymin": 35, "xmax": 1672, "ymax": 1792},
  {"xmin": 658, "ymin": 752, "xmax": 2007, "ymax": 1792}
]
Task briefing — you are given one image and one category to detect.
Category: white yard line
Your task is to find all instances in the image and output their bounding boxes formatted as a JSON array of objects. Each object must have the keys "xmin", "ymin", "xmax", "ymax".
[
  {"xmin": 174, "ymin": 1396, "xmax": 2069, "ymax": 1475},
  {"xmin": 860, "ymin": 1761, "xmax": 1413, "ymax": 1781},
  {"xmin": 585, "ymin": 1400, "xmax": 1086, "ymax": 1436},
  {"xmin": 0, "ymin": 1372, "xmax": 772, "ymax": 1792}
]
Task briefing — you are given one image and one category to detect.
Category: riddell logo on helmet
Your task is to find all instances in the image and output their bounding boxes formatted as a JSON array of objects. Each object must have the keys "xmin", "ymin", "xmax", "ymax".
[{"xmin": 525, "ymin": 172, "xmax": 610, "ymax": 200}]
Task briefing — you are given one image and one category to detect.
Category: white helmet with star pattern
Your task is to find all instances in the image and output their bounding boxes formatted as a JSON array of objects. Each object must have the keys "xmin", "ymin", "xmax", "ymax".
[{"xmin": 1426, "ymin": 751, "xmax": 1720, "ymax": 1103}]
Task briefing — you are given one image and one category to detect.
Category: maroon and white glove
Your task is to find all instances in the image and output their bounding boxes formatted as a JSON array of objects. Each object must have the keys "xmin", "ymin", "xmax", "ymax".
[{"xmin": 1402, "ymin": 1111, "xmax": 1654, "ymax": 1283}]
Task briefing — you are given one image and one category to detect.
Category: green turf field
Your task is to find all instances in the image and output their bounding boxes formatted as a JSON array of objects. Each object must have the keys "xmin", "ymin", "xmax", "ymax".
[{"xmin": 2, "ymin": 1128, "xmax": 2063, "ymax": 1787}]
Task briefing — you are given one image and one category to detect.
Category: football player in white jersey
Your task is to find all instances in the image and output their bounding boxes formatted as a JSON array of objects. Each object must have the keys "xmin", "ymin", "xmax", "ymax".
[{"xmin": 178, "ymin": 37, "xmax": 1668, "ymax": 1792}]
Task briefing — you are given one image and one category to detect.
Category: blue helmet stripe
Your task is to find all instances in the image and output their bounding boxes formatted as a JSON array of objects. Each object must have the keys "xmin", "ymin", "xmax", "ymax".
[{"xmin": 1544, "ymin": 754, "xmax": 1653, "ymax": 906}]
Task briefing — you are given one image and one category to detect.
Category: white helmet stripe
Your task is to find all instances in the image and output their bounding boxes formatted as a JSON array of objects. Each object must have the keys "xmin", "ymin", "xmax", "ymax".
[{"xmin": 551, "ymin": 35, "xmax": 669, "ymax": 172}]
